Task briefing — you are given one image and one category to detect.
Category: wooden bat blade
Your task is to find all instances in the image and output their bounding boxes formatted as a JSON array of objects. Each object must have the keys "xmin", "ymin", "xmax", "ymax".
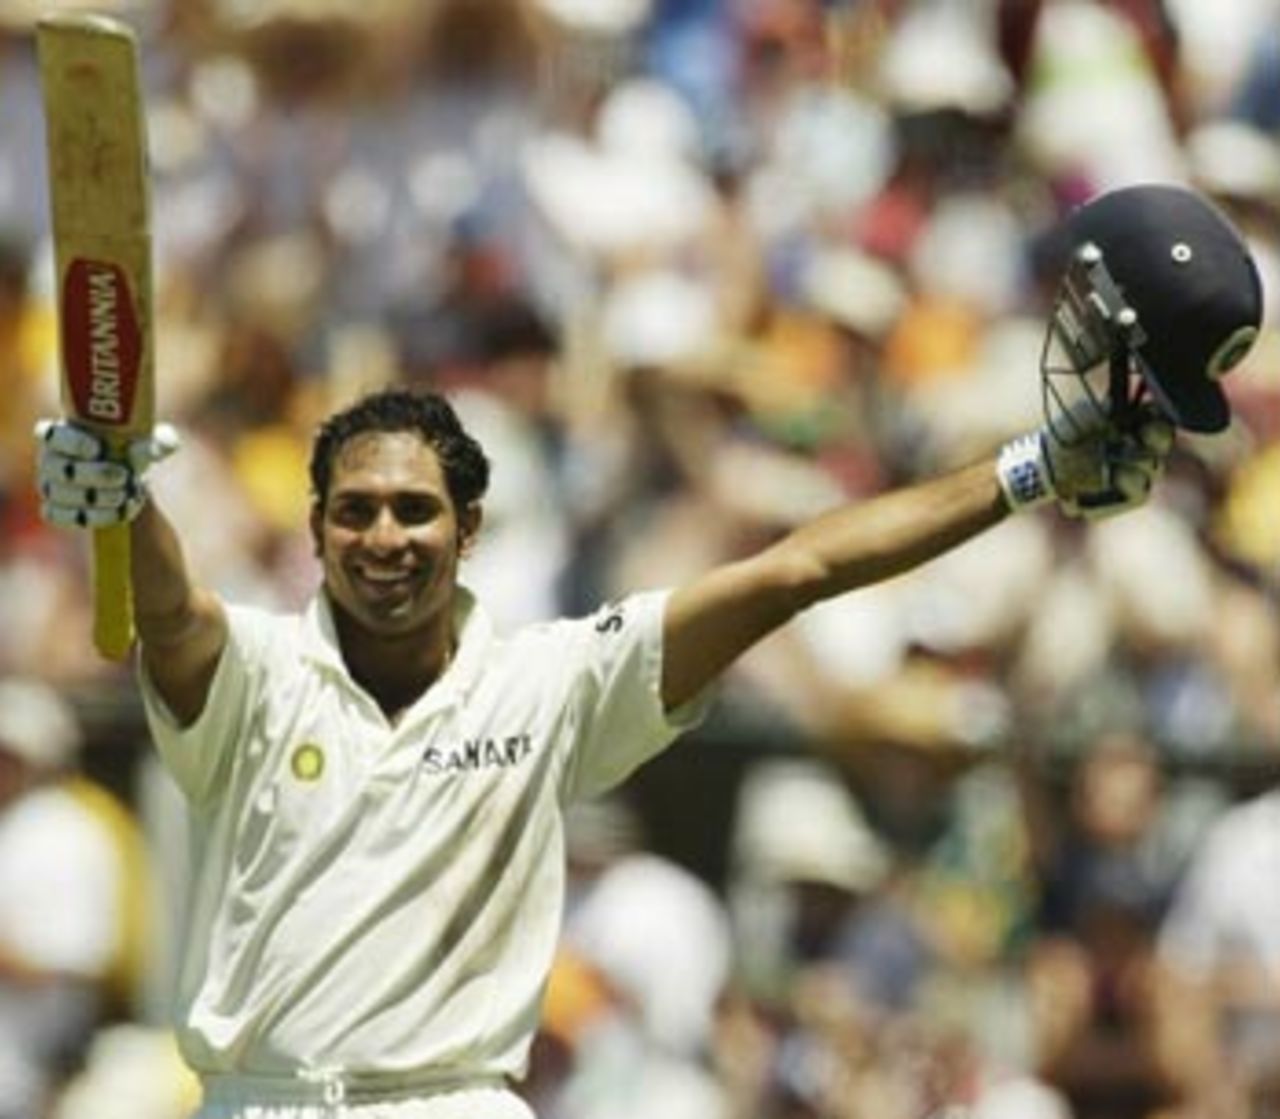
[{"xmin": 38, "ymin": 13, "xmax": 155, "ymax": 661}]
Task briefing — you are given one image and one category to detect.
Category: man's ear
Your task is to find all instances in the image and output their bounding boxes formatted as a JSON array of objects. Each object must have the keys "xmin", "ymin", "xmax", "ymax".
[{"xmin": 459, "ymin": 503, "xmax": 483, "ymax": 557}]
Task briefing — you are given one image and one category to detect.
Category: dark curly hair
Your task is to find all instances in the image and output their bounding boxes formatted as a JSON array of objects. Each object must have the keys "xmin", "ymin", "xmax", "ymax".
[{"xmin": 309, "ymin": 388, "xmax": 490, "ymax": 512}]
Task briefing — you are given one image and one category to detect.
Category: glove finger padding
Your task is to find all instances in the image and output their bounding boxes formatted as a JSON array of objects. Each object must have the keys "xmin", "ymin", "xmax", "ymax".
[
  {"xmin": 34, "ymin": 418, "xmax": 179, "ymax": 528},
  {"xmin": 1134, "ymin": 411, "xmax": 1175, "ymax": 457},
  {"xmin": 1062, "ymin": 464, "xmax": 1153, "ymax": 519},
  {"xmin": 999, "ymin": 403, "xmax": 1176, "ymax": 519},
  {"xmin": 36, "ymin": 417, "xmax": 104, "ymax": 460},
  {"xmin": 41, "ymin": 498, "xmax": 144, "ymax": 529},
  {"xmin": 38, "ymin": 450, "xmax": 146, "ymax": 526},
  {"xmin": 41, "ymin": 478, "xmax": 135, "ymax": 510},
  {"xmin": 38, "ymin": 444, "xmax": 134, "ymax": 487},
  {"xmin": 1055, "ymin": 415, "xmax": 1172, "ymax": 520}
]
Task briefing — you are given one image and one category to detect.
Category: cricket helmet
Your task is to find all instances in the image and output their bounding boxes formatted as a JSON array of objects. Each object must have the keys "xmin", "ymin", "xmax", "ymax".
[{"xmin": 1041, "ymin": 183, "xmax": 1263, "ymax": 436}]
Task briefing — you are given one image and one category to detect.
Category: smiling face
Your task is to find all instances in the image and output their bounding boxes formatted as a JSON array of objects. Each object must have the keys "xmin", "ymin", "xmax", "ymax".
[{"xmin": 311, "ymin": 431, "xmax": 480, "ymax": 643}]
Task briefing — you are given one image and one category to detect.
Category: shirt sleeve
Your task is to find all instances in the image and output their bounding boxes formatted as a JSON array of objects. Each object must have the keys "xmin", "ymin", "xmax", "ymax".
[
  {"xmin": 557, "ymin": 589, "xmax": 713, "ymax": 803},
  {"xmin": 136, "ymin": 604, "xmax": 269, "ymax": 805}
]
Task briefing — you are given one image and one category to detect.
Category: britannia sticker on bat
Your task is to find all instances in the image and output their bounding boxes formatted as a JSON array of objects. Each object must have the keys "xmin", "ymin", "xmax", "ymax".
[{"xmin": 60, "ymin": 257, "xmax": 142, "ymax": 426}]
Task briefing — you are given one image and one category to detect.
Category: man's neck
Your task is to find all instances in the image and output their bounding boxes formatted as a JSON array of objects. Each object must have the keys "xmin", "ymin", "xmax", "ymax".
[{"xmin": 333, "ymin": 613, "xmax": 456, "ymax": 723}]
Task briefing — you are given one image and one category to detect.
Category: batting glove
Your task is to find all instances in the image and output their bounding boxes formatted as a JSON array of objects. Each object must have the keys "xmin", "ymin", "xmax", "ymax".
[
  {"xmin": 35, "ymin": 418, "xmax": 181, "ymax": 528},
  {"xmin": 996, "ymin": 404, "xmax": 1175, "ymax": 520}
]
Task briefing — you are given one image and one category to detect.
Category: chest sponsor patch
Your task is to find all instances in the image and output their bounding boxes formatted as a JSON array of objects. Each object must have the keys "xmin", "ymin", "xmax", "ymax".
[
  {"xmin": 290, "ymin": 742, "xmax": 326, "ymax": 782},
  {"xmin": 422, "ymin": 734, "xmax": 534, "ymax": 775}
]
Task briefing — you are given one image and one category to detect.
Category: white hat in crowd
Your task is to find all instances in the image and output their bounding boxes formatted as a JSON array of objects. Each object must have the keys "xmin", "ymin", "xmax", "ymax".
[
  {"xmin": 569, "ymin": 853, "xmax": 732, "ymax": 1056},
  {"xmin": 802, "ymin": 247, "xmax": 907, "ymax": 341},
  {"xmin": 732, "ymin": 759, "xmax": 889, "ymax": 895},
  {"xmin": 0, "ymin": 678, "xmax": 83, "ymax": 771}
]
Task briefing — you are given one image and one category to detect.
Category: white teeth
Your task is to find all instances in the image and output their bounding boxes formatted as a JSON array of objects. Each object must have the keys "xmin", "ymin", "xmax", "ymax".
[{"xmin": 358, "ymin": 570, "xmax": 410, "ymax": 584}]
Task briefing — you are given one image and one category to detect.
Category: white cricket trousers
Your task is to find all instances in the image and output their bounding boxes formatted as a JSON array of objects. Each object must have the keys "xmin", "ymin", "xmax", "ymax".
[{"xmin": 195, "ymin": 1076, "xmax": 537, "ymax": 1119}]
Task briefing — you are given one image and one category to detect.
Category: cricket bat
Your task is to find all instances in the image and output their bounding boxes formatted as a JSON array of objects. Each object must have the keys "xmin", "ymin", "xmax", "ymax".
[{"xmin": 38, "ymin": 12, "xmax": 154, "ymax": 661}]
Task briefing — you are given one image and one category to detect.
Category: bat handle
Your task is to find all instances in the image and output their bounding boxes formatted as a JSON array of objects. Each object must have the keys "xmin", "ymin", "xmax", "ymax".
[{"xmin": 92, "ymin": 522, "xmax": 135, "ymax": 660}]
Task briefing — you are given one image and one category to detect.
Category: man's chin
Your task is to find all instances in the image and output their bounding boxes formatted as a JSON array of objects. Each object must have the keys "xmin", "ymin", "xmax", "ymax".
[
  {"xmin": 328, "ymin": 576, "xmax": 454, "ymax": 641},
  {"xmin": 333, "ymin": 593, "xmax": 426, "ymax": 638},
  {"xmin": 358, "ymin": 601, "xmax": 425, "ymax": 634}
]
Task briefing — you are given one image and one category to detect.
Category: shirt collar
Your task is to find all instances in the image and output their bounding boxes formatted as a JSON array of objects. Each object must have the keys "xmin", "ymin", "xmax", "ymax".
[{"xmin": 301, "ymin": 585, "xmax": 493, "ymax": 713}]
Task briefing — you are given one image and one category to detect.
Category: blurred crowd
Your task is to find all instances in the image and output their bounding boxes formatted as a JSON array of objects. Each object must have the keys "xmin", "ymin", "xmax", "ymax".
[{"xmin": 0, "ymin": 0, "xmax": 1278, "ymax": 1116}]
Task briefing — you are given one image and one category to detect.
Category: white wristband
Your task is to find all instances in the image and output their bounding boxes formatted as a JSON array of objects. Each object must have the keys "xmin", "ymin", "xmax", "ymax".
[{"xmin": 996, "ymin": 432, "xmax": 1055, "ymax": 512}]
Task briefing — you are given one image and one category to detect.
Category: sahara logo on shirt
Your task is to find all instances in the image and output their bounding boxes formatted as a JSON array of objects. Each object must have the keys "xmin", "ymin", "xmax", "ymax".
[{"xmin": 422, "ymin": 734, "xmax": 534, "ymax": 775}]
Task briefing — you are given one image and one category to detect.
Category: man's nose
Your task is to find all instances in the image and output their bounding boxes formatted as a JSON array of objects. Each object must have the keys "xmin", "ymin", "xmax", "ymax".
[{"xmin": 365, "ymin": 506, "xmax": 408, "ymax": 551}]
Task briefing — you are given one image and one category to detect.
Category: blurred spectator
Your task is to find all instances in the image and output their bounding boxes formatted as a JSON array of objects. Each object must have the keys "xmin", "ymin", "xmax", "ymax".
[
  {"xmin": 727, "ymin": 758, "xmax": 905, "ymax": 1005},
  {"xmin": 1153, "ymin": 782, "xmax": 1280, "ymax": 1118},
  {"xmin": 0, "ymin": 229, "xmax": 52, "ymax": 502},
  {"xmin": 1164, "ymin": 0, "xmax": 1280, "ymax": 117},
  {"xmin": 539, "ymin": 798, "xmax": 734, "ymax": 1119},
  {"xmin": 51, "ymin": 1024, "xmax": 199, "ymax": 1119},
  {"xmin": 448, "ymin": 297, "xmax": 572, "ymax": 628},
  {"xmin": 721, "ymin": 758, "xmax": 962, "ymax": 1116},
  {"xmin": 0, "ymin": 23, "xmax": 52, "ymax": 248},
  {"xmin": 1022, "ymin": 730, "xmax": 1192, "ymax": 1119},
  {"xmin": 1012, "ymin": 0, "xmax": 1186, "ymax": 194},
  {"xmin": 0, "ymin": 678, "xmax": 151, "ymax": 1118}
]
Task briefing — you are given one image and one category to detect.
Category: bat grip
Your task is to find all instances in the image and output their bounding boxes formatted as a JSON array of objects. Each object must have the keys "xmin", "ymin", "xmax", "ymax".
[{"xmin": 92, "ymin": 522, "xmax": 135, "ymax": 660}]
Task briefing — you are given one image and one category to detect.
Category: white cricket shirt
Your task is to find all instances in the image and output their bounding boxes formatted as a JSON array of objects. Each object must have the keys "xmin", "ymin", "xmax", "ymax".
[{"xmin": 139, "ymin": 587, "xmax": 705, "ymax": 1089}]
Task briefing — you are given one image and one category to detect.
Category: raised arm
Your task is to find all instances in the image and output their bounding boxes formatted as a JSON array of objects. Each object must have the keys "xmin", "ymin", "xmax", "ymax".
[
  {"xmin": 130, "ymin": 499, "xmax": 227, "ymax": 727},
  {"xmin": 661, "ymin": 411, "xmax": 1174, "ymax": 711},
  {"xmin": 662, "ymin": 459, "xmax": 1005, "ymax": 710}
]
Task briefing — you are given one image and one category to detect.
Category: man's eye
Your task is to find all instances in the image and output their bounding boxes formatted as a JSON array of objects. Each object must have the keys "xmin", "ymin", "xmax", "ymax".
[
  {"xmin": 330, "ymin": 501, "xmax": 374, "ymax": 529},
  {"xmin": 395, "ymin": 497, "xmax": 438, "ymax": 524}
]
